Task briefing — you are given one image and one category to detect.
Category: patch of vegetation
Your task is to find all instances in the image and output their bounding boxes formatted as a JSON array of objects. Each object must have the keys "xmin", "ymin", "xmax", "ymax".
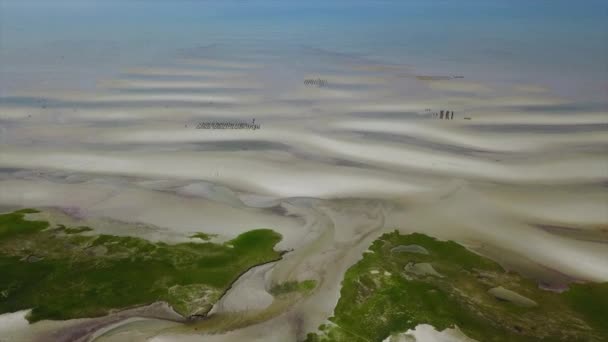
[
  {"xmin": 269, "ymin": 280, "xmax": 317, "ymax": 296},
  {"xmin": 304, "ymin": 231, "xmax": 608, "ymax": 342},
  {"xmin": 190, "ymin": 232, "xmax": 217, "ymax": 241},
  {"xmin": 0, "ymin": 209, "xmax": 47, "ymax": 239},
  {"xmin": 0, "ymin": 209, "xmax": 282, "ymax": 322},
  {"xmin": 562, "ymin": 282, "xmax": 608, "ymax": 337},
  {"xmin": 62, "ymin": 226, "xmax": 94, "ymax": 234},
  {"xmin": 167, "ymin": 284, "xmax": 221, "ymax": 316}
]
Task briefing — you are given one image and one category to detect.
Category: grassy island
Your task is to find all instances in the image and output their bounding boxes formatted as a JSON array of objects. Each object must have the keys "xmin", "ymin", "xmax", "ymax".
[
  {"xmin": 0, "ymin": 209, "xmax": 282, "ymax": 322},
  {"xmin": 305, "ymin": 231, "xmax": 608, "ymax": 342}
]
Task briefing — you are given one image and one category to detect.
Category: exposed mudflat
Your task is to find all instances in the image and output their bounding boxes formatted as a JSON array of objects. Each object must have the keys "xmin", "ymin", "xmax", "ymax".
[{"xmin": 1, "ymin": 20, "xmax": 606, "ymax": 342}]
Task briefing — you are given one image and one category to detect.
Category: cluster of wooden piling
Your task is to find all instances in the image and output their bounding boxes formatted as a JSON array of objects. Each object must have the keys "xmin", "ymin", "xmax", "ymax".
[{"xmin": 432, "ymin": 110, "xmax": 454, "ymax": 120}]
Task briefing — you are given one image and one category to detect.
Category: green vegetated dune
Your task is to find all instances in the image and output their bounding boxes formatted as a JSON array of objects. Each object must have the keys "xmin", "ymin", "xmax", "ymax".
[
  {"xmin": 305, "ymin": 231, "xmax": 608, "ymax": 342},
  {"xmin": 0, "ymin": 209, "xmax": 282, "ymax": 322}
]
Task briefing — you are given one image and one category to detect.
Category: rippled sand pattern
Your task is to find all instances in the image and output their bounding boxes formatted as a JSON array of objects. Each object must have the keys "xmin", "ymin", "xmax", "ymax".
[{"xmin": 0, "ymin": 47, "xmax": 607, "ymax": 341}]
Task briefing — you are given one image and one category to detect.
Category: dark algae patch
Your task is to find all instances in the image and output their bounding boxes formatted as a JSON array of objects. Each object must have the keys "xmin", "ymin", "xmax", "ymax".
[
  {"xmin": 304, "ymin": 231, "xmax": 608, "ymax": 342},
  {"xmin": 0, "ymin": 209, "xmax": 282, "ymax": 322}
]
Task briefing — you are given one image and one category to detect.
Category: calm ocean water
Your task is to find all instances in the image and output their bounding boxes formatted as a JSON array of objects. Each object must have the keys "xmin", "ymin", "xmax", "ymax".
[{"xmin": 1, "ymin": 0, "xmax": 607, "ymax": 99}]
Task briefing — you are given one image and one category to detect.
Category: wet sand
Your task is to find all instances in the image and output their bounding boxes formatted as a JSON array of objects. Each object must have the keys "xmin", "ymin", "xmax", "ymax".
[{"xmin": 0, "ymin": 48, "xmax": 606, "ymax": 341}]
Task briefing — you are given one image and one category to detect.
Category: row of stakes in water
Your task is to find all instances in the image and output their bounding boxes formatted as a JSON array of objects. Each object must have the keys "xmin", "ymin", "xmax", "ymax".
[{"xmin": 432, "ymin": 110, "xmax": 454, "ymax": 120}]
